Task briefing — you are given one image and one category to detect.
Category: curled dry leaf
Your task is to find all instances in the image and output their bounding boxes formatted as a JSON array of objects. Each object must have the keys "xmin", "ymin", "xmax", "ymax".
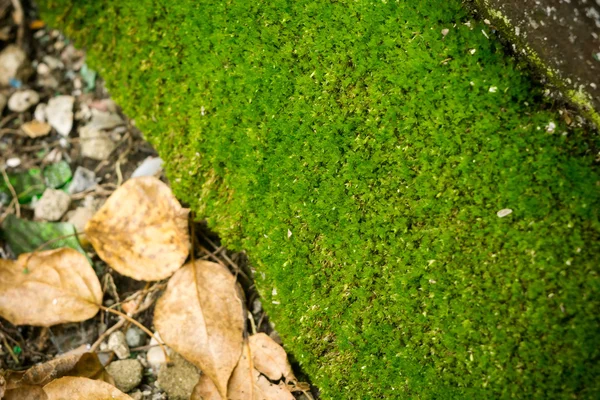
[
  {"xmin": 191, "ymin": 341, "xmax": 295, "ymax": 400},
  {"xmin": 85, "ymin": 176, "xmax": 190, "ymax": 281},
  {"xmin": 5, "ymin": 352, "xmax": 111, "ymax": 389},
  {"xmin": 249, "ymin": 333, "xmax": 296, "ymax": 382},
  {"xmin": 4, "ymin": 385, "xmax": 48, "ymax": 400},
  {"xmin": 228, "ymin": 341, "xmax": 254, "ymax": 400},
  {"xmin": 191, "ymin": 374, "xmax": 221, "ymax": 400},
  {"xmin": 0, "ymin": 248, "xmax": 102, "ymax": 326},
  {"xmin": 154, "ymin": 260, "xmax": 244, "ymax": 398},
  {"xmin": 43, "ymin": 376, "xmax": 133, "ymax": 400},
  {"xmin": 254, "ymin": 371, "xmax": 295, "ymax": 400}
]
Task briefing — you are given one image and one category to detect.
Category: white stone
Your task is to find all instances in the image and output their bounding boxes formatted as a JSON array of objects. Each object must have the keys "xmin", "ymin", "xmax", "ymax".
[
  {"xmin": 497, "ymin": 208, "xmax": 513, "ymax": 218},
  {"xmin": 34, "ymin": 189, "xmax": 71, "ymax": 221},
  {"xmin": 108, "ymin": 331, "xmax": 130, "ymax": 360},
  {"xmin": 46, "ymin": 95, "xmax": 75, "ymax": 136},
  {"xmin": 0, "ymin": 45, "xmax": 32, "ymax": 86},
  {"xmin": 146, "ymin": 332, "xmax": 167, "ymax": 369},
  {"xmin": 42, "ymin": 55, "xmax": 64, "ymax": 70},
  {"xmin": 6, "ymin": 158, "xmax": 20, "ymax": 168},
  {"xmin": 34, "ymin": 103, "xmax": 47, "ymax": 122},
  {"xmin": 8, "ymin": 90, "xmax": 40, "ymax": 112},
  {"xmin": 36, "ymin": 62, "xmax": 50, "ymax": 75},
  {"xmin": 131, "ymin": 157, "xmax": 163, "ymax": 178}
]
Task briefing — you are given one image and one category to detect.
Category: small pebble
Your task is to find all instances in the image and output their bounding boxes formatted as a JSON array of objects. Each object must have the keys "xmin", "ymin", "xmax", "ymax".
[
  {"xmin": 131, "ymin": 157, "xmax": 163, "ymax": 178},
  {"xmin": 46, "ymin": 95, "xmax": 75, "ymax": 136},
  {"xmin": 156, "ymin": 352, "xmax": 200, "ymax": 400},
  {"xmin": 36, "ymin": 62, "xmax": 50, "ymax": 75},
  {"xmin": 108, "ymin": 331, "xmax": 131, "ymax": 360},
  {"xmin": 126, "ymin": 326, "xmax": 147, "ymax": 348},
  {"xmin": 21, "ymin": 120, "xmax": 52, "ymax": 138},
  {"xmin": 0, "ymin": 45, "xmax": 33, "ymax": 86},
  {"xmin": 6, "ymin": 158, "xmax": 20, "ymax": 168},
  {"xmin": 106, "ymin": 359, "xmax": 143, "ymax": 392},
  {"xmin": 8, "ymin": 90, "xmax": 40, "ymax": 112},
  {"xmin": 34, "ymin": 103, "xmax": 47, "ymax": 122},
  {"xmin": 146, "ymin": 332, "xmax": 167, "ymax": 369},
  {"xmin": 68, "ymin": 166, "xmax": 97, "ymax": 194},
  {"xmin": 34, "ymin": 189, "xmax": 71, "ymax": 221}
]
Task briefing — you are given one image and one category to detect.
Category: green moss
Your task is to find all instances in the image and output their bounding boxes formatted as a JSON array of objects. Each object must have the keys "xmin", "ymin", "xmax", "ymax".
[{"xmin": 41, "ymin": 0, "xmax": 600, "ymax": 398}]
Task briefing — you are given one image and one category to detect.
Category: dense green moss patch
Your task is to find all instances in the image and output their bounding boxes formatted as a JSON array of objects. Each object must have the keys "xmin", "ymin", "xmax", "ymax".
[{"xmin": 42, "ymin": 0, "xmax": 600, "ymax": 398}]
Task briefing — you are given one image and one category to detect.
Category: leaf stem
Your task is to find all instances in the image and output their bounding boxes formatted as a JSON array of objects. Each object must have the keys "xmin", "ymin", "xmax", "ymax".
[{"xmin": 97, "ymin": 304, "xmax": 170, "ymax": 364}]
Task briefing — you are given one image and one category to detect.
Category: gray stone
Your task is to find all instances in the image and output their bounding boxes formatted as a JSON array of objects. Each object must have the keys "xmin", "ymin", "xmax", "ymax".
[
  {"xmin": 474, "ymin": 0, "xmax": 600, "ymax": 116},
  {"xmin": 157, "ymin": 352, "xmax": 200, "ymax": 400},
  {"xmin": 108, "ymin": 331, "xmax": 131, "ymax": 360},
  {"xmin": 46, "ymin": 95, "xmax": 75, "ymax": 136},
  {"xmin": 68, "ymin": 166, "xmax": 96, "ymax": 194},
  {"xmin": 79, "ymin": 125, "xmax": 115, "ymax": 160},
  {"xmin": 106, "ymin": 359, "xmax": 143, "ymax": 393},
  {"xmin": 8, "ymin": 90, "xmax": 40, "ymax": 112},
  {"xmin": 0, "ymin": 45, "xmax": 33, "ymax": 86},
  {"xmin": 34, "ymin": 103, "xmax": 47, "ymax": 122},
  {"xmin": 34, "ymin": 189, "xmax": 71, "ymax": 221},
  {"xmin": 126, "ymin": 327, "xmax": 147, "ymax": 348}
]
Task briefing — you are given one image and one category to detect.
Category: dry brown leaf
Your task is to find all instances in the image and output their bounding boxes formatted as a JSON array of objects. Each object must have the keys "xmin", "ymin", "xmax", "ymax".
[
  {"xmin": 21, "ymin": 121, "xmax": 52, "ymax": 138},
  {"xmin": 85, "ymin": 176, "xmax": 190, "ymax": 281},
  {"xmin": 43, "ymin": 376, "xmax": 133, "ymax": 399},
  {"xmin": 191, "ymin": 374, "xmax": 221, "ymax": 400},
  {"xmin": 0, "ymin": 249, "xmax": 102, "ymax": 326},
  {"xmin": 154, "ymin": 260, "xmax": 244, "ymax": 398},
  {"xmin": 228, "ymin": 341, "xmax": 255, "ymax": 400},
  {"xmin": 5, "ymin": 352, "xmax": 111, "ymax": 389},
  {"xmin": 4, "ymin": 385, "xmax": 48, "ymax": 400},
  {"xmin": 254, "ymin": 371, "xmax": 295, "ymax": 400},
  {"xmin": 249, "ymin": 333, "xmax": 296, "ymax": 382}
]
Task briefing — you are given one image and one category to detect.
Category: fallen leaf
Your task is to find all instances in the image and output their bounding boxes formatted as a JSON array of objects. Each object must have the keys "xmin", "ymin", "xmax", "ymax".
[
  {"xmin": 0, "ymin": 215, "xmax": 88, "ymax": 259},
  {"xmin": 0, "ymin": 248, "xmax": 102, "ymax": 326},
  {"xmin": 85, "ymin": 176, "xmax": 189, "ymax": 281},
  {"xmin": 254, "ymin": 371, "xmax": 295, "ymax": 400},
  {"xmin": 249, "ymin": 333, "xmax": 296, "ymax": 382},
  {"xmin": 154, "ymin": 260, "xmax": 244, "ymax": 397},
  {"xmin": 4, "ymin": 385, "xmax": 48, "ymax": 400},
  {"xmin": 191, "ymin": 374, "xmax": 221, "ymax": 400},
  {"xmin": 5, "ymin": 352, "xmax": 110, "ymax": 389},
  {"xmin": 21, "ymin": 121, "xmax": 51, "ymax": 138},
  {"xmin": 43, "ymin": 376, "xmax": 132, "ymax": 399},
  {"xmin": 228, "ymin": 341, "xmax": 254, "ymax": 400}
]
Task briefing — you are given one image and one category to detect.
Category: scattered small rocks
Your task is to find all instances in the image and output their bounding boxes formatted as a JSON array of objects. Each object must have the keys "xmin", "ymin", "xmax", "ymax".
[
  {"xmin": 126, "ymin": 327, "xmax": 147, "ymax": 348},
  {"xmin": 21, "ymin": 120, "xmax": 52, "ymax": 138},
  {"xmin": 106, "ymin": 359, "xmax": 144, "ymax": 393},
  {"xmin": 34, "ymin": 189, "xmax": 71, "ymax": 221},
  {"xmin": 68, "ymin": 166, "xmax": 96, "ymax": 194},
  {"xmin": 8, "ymin": 90, "xmax": 40, "ymax": 112},
  {"xmin": 0, "ymin": 45, "xmax": 33, "ymax": 86},
  {"xmin": 46, "ymin": 95, "xmax": 75, "ymax": 136},
  {"xmin": 108, "ymin": 331, "xmax": 131, "ymax": 360},
  {"xmin": 156, "ymin": 352, "xmax": 200, "ymax": 400}
]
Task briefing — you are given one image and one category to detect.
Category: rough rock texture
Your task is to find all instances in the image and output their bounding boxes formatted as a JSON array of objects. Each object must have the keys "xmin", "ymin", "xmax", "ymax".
[
  {"xmin": 472, "ymin": 0, "xmax": 600, "ymax": 124},
  {"xmin": 156, "ymin": 352, "xmax": 200, "ymax": 400},
  {"xmin": 41, "ymin": 0, "xmax": 600, "ymax": 398},
  {"xmin": 106, "ymin": 359, "xmax": 143, "ymax": 393}
]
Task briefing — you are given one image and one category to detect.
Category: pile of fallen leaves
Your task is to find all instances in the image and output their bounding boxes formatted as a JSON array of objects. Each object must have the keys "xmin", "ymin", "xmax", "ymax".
[{"xmin": 0, "ymin": 176, "xmax": 310, "ymax": 399}]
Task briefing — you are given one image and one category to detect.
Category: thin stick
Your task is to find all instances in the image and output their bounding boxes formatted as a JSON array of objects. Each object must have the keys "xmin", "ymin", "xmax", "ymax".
[
  {"xmin": 0, "ymin": 333, "xmax": 19, "ymax": 364},
  {"xmin": 248, "ymin": 311, "xmax": 257, "ymax": 335},
  {"xmin": 9, "ymin": 0, "xmax": 24, "ymax": 46},
  {"xmin": 90, "ymin": 317, "xmax": 125, "ymax": 352},
  {"xmin": 1, "ymin": 167, "xmax": 20, "ymax": 218},
  {"xmin": 98, "ymin": 305, "xmax": 170, "ymax": 363}
]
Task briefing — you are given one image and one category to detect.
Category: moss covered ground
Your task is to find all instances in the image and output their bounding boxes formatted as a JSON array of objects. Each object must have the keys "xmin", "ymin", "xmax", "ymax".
[{"xmin": 41, "ymin": 0, "xmax": 600, "ymax": 398}]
